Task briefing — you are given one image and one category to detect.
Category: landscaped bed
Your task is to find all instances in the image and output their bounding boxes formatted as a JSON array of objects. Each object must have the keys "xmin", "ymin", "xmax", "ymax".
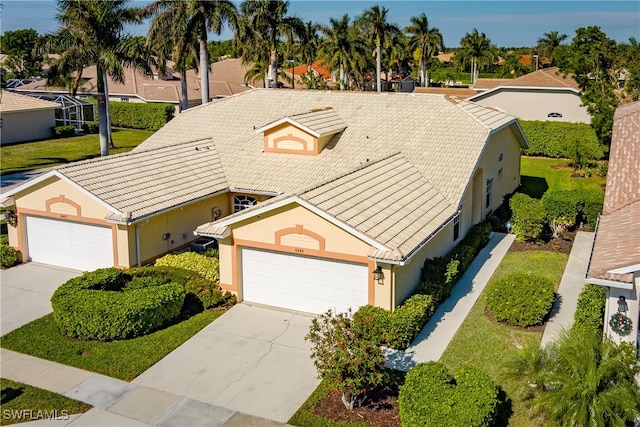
[{"xmin": 0, "ymin": 378, "xmax": 92, "ymax": 426}]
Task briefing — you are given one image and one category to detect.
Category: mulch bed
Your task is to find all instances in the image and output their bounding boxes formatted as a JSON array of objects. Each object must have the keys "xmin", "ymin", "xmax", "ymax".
[
  {"xmin": 508, "ymin": 230, "xmax": 577, "ymax": 254},
  {"xmin": 313, "ymin": 385, "xmax": 401, "ymax": 427}
]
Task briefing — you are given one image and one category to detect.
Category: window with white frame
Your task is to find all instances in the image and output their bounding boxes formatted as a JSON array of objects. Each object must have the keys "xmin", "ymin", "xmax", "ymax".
[
  {"xmin": 233, "ymin": 195, "xmax": 257, "ymax": 213},
  {"xmin": 453, "ymin": 213, "xmax": 460, "ymax": 242},
  {"xmin": 486, "ymin": 177, "xmax": 493, "ymax": 209}
]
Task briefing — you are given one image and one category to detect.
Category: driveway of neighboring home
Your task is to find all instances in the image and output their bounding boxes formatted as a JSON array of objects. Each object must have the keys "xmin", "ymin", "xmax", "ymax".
[
  {"xmin": 0, "ymin": 263, "xmax": 80, "ymax": 335},
  {"xmin": 132, "ymin": 303, "xmax": 320, "ymax": 423}
]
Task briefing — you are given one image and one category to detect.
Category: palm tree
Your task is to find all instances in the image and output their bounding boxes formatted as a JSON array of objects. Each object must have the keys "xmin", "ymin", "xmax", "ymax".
[
  {"xmin": 357, "ymin": 5, "xmax": 399, "ymax": 92},
  {"xmin": 318, "ymin": 14, "xmax": 358, "ymax": 90},
  {"xmin": 145, "ymin": 0, "xmax": 199, "ymax": 111},
  {"xmin": 499, "ymin": 52, "xmax": 531, "ymax": 78},
  {"xmin": 52, "ymin": 0, "xmax": 152, "ymax": 156},
  {"xmin": 185, "ymin": 0, "xmax": 238, "ymax": 104},
  {"xmin": 405, "ymin": 13, "xmax": 444, "ymax": 87},
  {"xmin": 39, "ymin": 29, "xmax": 89, "ymax": 98},
  {"xmin": 239, "ymin": 0, "xmax": 303, "ymax": 89},
  {"xmin": 459, "ymin": 28, "xmax": 496, "ymax": 85},
  {"xmin": 536, "ymin": 31, "xmax": 568, "ymax": 66},
  {"xmin": 298, "ymin": 21, "xmax": 320, "ymax": 74}
]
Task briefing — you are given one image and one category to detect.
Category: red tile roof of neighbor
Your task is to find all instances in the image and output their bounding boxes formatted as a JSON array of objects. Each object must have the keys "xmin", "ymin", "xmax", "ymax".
[
  {"xmin": 284, "ymin": 60, "xmax": 332, "ymax": 79},
  {"xmin": 587, "ymin": 101, "xmax": 640, "ymax": 284}
]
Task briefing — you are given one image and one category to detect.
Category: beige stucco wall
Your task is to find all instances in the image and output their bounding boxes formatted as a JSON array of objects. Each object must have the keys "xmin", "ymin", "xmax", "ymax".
[
  {"xmin": 1, "ymin": 109, "xmax": 57, "ymax": 145},
  {"xmin": 264, "ymin": 123, "xmax": 318, "ymax": 154},
  {"xmin": 474, "ymin": 89, "xmax": 590, "ymax": 123}
]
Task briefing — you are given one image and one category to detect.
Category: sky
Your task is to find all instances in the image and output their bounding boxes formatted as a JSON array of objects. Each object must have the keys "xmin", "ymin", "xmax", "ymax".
[{"xmin": 1, "ymin": 0, "xmax": 638, "ymax": 48}]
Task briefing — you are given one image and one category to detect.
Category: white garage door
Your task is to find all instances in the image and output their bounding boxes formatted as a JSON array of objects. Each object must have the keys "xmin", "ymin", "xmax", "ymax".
[
  {"xmin": 241, "ymin": 248, "xmax": 368, "ymax": 314},
  {"xmin": 25, "ymin": 216, "xmax": 114, "ymax": 271}
]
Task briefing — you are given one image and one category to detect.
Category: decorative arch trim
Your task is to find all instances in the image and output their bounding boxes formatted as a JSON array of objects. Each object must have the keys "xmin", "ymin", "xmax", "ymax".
[
  {"xmin": 45, "ymin": 194, "xmax": 82, "ymax": 216},
  {"xmin": 275, "ymin": 224, "xmax": 326, "ymax": 252}
]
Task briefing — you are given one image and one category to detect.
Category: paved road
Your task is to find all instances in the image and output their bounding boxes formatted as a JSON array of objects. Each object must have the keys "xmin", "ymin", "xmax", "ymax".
[{"xmin": 1, "ymin": 169, "xmax": 51, "ymax": 191}]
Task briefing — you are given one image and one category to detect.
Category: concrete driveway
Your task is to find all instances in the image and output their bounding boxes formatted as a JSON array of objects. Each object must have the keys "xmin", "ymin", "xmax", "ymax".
[
  {"xmin": 1, "ymin": 263, "xmax": 80, "ymax": 335},
  {"xmin": 132, "ymin": 303, "xmax": 320, "ymax": 423}
]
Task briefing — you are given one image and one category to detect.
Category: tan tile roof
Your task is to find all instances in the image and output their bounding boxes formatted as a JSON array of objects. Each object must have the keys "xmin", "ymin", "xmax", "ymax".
[
  {"xmin": 257, "ymin": 107, "xmax": 347, "ymax": 137},
  {"xmin": 0, "ymin": 90, "xmax": 59, "ymax": 112},
  {"xmin": 502, "ymin": 67, "xmax": 580, "ymax": 90},
  {"xmin": 473, "ymin": 78, "xmax": 513, "ymax": 90},
  {"xmin": 56, "ymin": 139, "xmax": 228, "ymax": 222},
  {"xmin": 413, "ymin": 87, "xmax": 477, "ymax": 99},
  {"xmin": 587, "ymin": 101, "xmax": 640, "ymax": 284},
  {"xmin": 139, "ymin": 90, "xmax": 520, "ymax": 209}
]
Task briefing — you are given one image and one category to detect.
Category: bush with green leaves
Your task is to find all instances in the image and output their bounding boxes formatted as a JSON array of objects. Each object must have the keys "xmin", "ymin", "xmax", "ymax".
[
  {"xmin": 1, "ymin": 240, "xmax": 18, "ymax": 268},
  {"xmin": 387, "ymin": 294, "xmax": 437, "ymax": 349},
  {"xmin": 486, "ymin": 272, "xmax": 555, "ymax": 327},
  {"xmin": 509, "ymin": 193, "xmax": 547, "ymax": 242},
  {"xmin": 81, "ymin": 121, "xmax": 99, "ymax": 134},
  {"xmin": 108, "ymin": 102, "xmax": 174, "ymax": 131},
  {"xmin": 51, "ymin": 125, "xmax": 76, "ymax": 137},
  {"xmin": 572, "ymin": 284, "xmax": 606, "ymax": 336},
  {"xmin": 542, "ymin": 190, "xmax": 579, "ymax": 237},
  {"xmin": 352, "ymin": 305, "xmax": 390, "ymax": 345},
  {"xmin": 306, "ymin": 309, "xmax": 385, "ymax": 411},
  {"xmin": 575, "ymin": 189, "xmax": 604, "ymax": 227},
  {"xmin": 155, "ymin": 252, "xmax": 219, "ymax": 283},
  {"xmin": 520, "ymin": 120, "xmax": 606, "ymax": 162},
  {"xmin": 51, "ymin": 268, "xmax": 184, "ymax": 341},
  {"xmin": 399, "ymin": 362, "xmax": 500, "ymax": 427}
]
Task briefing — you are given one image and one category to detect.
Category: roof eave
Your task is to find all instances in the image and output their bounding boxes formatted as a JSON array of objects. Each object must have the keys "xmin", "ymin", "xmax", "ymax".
[{"xmin": 584, "ymin": 277, "xmax": 633, "ymax": 290}]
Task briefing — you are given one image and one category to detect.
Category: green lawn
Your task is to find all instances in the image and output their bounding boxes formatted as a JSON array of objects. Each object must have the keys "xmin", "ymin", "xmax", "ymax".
[
  {"xmin": 0, "ymin": 129, "xmax": 153, "ymax": 176},
  {"xmin": 0, "ymin": 309, "xmax": 224, "ymax": 382},
  {"xmin": 520, "ymin": 156, "xmax": 606, "ymax": 199},
  {"xmin": 0, "ymin": 378, "xmax": 91, "ymax": 426},
  {"xmin": 439, "ymin": 250, "xmax": 569, "ymax": 427}
]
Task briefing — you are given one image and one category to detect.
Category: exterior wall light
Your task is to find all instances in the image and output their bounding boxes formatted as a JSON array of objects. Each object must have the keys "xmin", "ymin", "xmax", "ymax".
[
  {"xmin": 373, "ymin": 266, "xmax": 384, "ymax": 284},
  {"xmin": 162, "ymin": 233, "xmax": 170, "ymax": 241},
  {"xmin": 617, "ymin": 295, "xmax": 628, "ymax": 313}
]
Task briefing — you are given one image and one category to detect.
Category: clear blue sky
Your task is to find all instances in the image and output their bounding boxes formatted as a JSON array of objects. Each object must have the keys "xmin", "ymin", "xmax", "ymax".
[{"xmin": 1, "ymin": 0, "xmax": 638, "ymax": 48}]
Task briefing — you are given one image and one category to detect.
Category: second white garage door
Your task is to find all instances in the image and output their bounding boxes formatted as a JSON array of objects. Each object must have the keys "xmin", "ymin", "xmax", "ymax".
[
  {"xmin": 242, "ymin": 248, "xmax": 368, "ymax": 314},
  {"xmin": 25, "ymin": 216, "xmax": 114, "ymax": 271}
]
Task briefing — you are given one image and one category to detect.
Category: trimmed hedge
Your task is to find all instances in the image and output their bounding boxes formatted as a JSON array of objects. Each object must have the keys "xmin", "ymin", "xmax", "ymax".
[
  {"xmin": 399, "ymin": 362, "xmax": 500, "ymax": 427},
  {"xmin": 81, "ymin": 121, "xmax": 99, "ymax": 134},
  {"xmin": 0, "ymin": 239, "xmax": 18, "ymax": 268},
  {"xmin": 354, "ymin": 221, "xmax": 492, "ymax": 350},
  {"xmin": 155, "ymin": 252, "xmax": 220, "ymax": 283},
  {"xmin": 572, "ymin": 284, "xmax": 607, "ymax": 335},
  {"xmin": 509, "ymin": 193, "xmax": 546, "ymax": 242},
  {"xmin": 51, "ymin": 268, "xmax": 184, "ymax": 341},
  {"xmin": 51, "ymin": 125, "xmax": 76, "ymax": 137},
  {"xmin": 520, "ymin": 120, "xmax": 606, "ymax": 161},
  {"xmin": 485, "ymin": 272, "xmax": 555, "ymax": 327},
  {"xmin": 108, "ymin": 102, "xmax": 174, "ymax": 131},
  {"xmin": 542, "ymin": 189, "xmax": 604, "ymax": 231}
]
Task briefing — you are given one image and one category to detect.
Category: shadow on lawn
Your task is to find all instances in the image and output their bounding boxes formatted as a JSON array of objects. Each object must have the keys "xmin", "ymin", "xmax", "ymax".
[
  {"xmin": 519, "ymin": 176, "xmax": 549, "ymax": 199},
  {"xmin": 0, "ymin": 387, "xmax": 24, "ymax": 404}
]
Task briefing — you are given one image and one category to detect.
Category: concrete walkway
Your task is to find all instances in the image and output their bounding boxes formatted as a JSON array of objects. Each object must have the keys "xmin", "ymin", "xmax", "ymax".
[
  {"xmin": 385, "ymin": 232, "xmax": 515, "ymax": 371},
  {"xmin": 0, "ymin": 348, "xmax": 288, "ymax": 427},
  {"xmin": 540, "ymin": 231, "xmax": 594, "ymax": 347}
]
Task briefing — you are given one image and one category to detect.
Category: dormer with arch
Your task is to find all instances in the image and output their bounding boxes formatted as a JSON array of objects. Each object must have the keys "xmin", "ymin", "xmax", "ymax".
[{"xmin": 256, "ymin": 107, "xmax": 347, "ymax": 156}]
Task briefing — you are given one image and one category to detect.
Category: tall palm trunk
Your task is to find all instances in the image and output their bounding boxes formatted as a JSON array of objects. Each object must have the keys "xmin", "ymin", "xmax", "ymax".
[
  {"xmin": 96, "ymin": 68, "xmax": 110, "ymax": 157},
  {"xmin": 102, "ymin": 72, "xmax": 115, "ymax": 149},
  {"xmin": 199, "ymin": 38, "xmax": 209, "ymax": 104},
  {"xmin": 270, "ymin": 49, "xmax": 278, "ymax": 88},
  {"xmin": 339, "ymin": 62, "xmax": 345, "ymax": 90},
  {"xmin": 420, "ymin": 57, "xmax": 425, "ymax": 87},
  {"xmin": 376, "ymin": 41, "xmax": 381, "ymax": 92},
  {"xmin": 180, "ymin": 68, "xmax": 188, "ymax": 111}
]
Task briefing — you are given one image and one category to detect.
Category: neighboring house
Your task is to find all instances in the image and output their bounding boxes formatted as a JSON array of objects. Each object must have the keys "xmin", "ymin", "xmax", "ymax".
[
  {"xmin": 584, "ymin": 101, "xmax": 640, "ymax": 345},
  {"xmin": 413, "ymin": 87, "xmax": 477, "ymax": 99},
  {"xmin": 0, "ymin": 90, "xmax": 59, "ymax": 145},
  {"xmin": 282, "ymin": 60, "xmax": 333, "ymax": 89},
  {"xmin": 468, "ymin": 67, "xmax": 590, "ymax": 123},
  {"xmin": 0, "ymin": 89, "xmax": 527, "ymax": 315},
  {"xmin": 10, "ymin": 58, "xmax": 254, "ymax": 113}
]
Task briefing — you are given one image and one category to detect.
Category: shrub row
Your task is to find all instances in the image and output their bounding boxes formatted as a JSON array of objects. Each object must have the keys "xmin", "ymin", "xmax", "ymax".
[
  {"xmin": 511, "ymin": 190, "xmax": 604, "ymax": 242},
  {"xmin": 354, "ymin": 222, "xmax": 492, "ymax": 350},
  {"xmin": 155, "ymin": 252, "xmax": 220, "ymax": 283},
  {"xmin": 0, "ymin": 235, "xmax": 18, "ymax": 268},
  {"xmin": 572, "ymin": 284, "xmax": 607, "ymax": 336},
  {"xmin": 81, "ymin": 121, "xmax": 99, "ymax": 134},
  {"xmin": 520, "ymin": 120, "xmax": 606, "ymax": 162},
  {"xmin": 108, "ymin": 102, "xmax": 174, "ymax": 131},
  {"xmin": 51, "ymin": 125, "xmax": 76, "ymax": 137},
  {"xmin": 399, "ymin": 362, "xmax": 501, "ymax": 427},
  {"xmin": 51, "ymin": 268, "xmax": 184, "ymax": 341},
  {"xmin": 485, "ymin": 272, "xmax": 555, "ymax": 327}
]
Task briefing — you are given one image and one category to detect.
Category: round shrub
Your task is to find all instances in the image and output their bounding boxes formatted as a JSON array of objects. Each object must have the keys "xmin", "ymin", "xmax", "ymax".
[
  {"xmin": 353, "ymin": 305, "xmax": 391, "ymax": 346},
  {"xmin": 486, "ymin": 272, "xmax": 555, "ymax": 327},
  {"xmin": 1, "ymin": 242, "xmax": 18, "ymax": 268},
  {"xmin": 155, "ymin": 252, "xmax": 219, "ymax": 283},
  {"xmin": 399, "ymin": 362, "xmax": 500, "ymax": 427},
  {"xmin": 51, "ymin": 268, "xmax": 184, "ymax": 341}
]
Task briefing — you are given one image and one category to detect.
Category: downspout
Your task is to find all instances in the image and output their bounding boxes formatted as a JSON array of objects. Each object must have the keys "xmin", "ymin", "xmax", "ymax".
[
  {"xmin": 135, "ymin": 219, "xmax": 150, "ymax": 267},
  {"xmin": 390, "ymin": 264, "xmax": 396, "ymax": 311}
]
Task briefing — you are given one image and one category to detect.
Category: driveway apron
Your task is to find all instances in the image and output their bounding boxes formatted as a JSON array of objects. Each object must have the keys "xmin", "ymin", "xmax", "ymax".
[{"xmin": 132, "ymin": 303, "xmax": 320, "ymax": 423}]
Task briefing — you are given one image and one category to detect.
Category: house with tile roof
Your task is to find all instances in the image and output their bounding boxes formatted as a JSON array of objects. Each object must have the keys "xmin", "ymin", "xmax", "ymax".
[
  {"xmin": 1, "ymin": 89, "xmax": 527, "ymax": 314},
  {"xmin": 584, "ymin": 101, "xmax": 640, "ymax": 344},
  {"xmin": 0, "ymin": 90, "xmax": 60, "ymax": 144},
  {"xmin": 468, "ymin": 67, "xmax": 590, "ymax": 123}
]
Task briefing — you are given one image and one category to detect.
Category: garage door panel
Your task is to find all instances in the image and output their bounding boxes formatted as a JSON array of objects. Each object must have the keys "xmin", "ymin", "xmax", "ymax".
[
  {"xmin": 25, "ymin": 216, "xmax": 113, "ymax": 271},
  {"xmin": 242, "ymin": 248, "xmax": 368, "ymax": 314}
]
